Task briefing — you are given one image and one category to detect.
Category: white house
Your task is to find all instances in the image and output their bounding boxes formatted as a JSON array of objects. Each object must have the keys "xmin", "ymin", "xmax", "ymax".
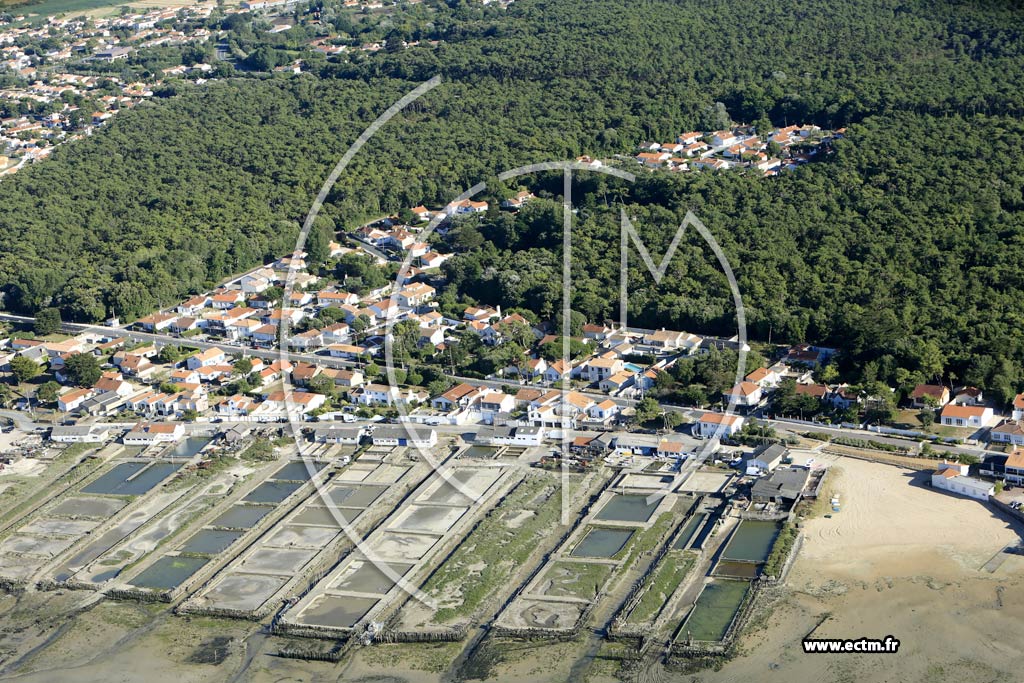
[
  {"xmin": 123, "ymin": 422, "xmax": 185, "ymax": 446},
  {"xmin": 421, "ymin": 252, "xmax": 452, "ymax": 269},
  {"xmin": 940, "ymin": 404, "xmax": 994, "ymax": 429},
  {"xmin": 371, "ymin": 425, "xmax": 437, "ymax": 448},
  {"xmin": 357, "ymin": 383, "xmax": 400, "ymax": 406},
  {"xmin": 544, "ymin": 360, "xmax": 571, "ymax": 384},
  {"xmin": 255, "ymin": 391, "xmax": 326, "ymax": 417},
  {"xmin": 317, "ymin": 290, "xmax": 359, "ymax": 308},
  {"xmin": 930, "ymin": 461, "xmax": 993, "ymax": 501},
  {"xmin": 177, "ymin": 295, "xmax": 210, "ymax": 315},
  {"xmin": 584, "ymin": 357, "xmax": 623, "ymax": 383},
  {"xmin": 656, "ymin": 439, "xmax": 686, "ymax": 459},
  {"xmin": 432, "ymin": 383, "xmax": 486, "ymax": 412},
  {"xmin": 57, "ymin": 388, "xmax": 95, "ymax": 413},
  {"xmin": 1013, "ymin": 393, "xmax": 1024, "ymax": 421},
  {"xmin": 587, "ymin": 399, "xmax": 619, "ymax": 424},
  {"xmin": 745, "ymin": 366, "xmax": 781, "ymax": 389},
  {"xmin": 186, "ymin": 347, "xmax": 227, "ymax": 370},
  {"xmin": 240, "ymin": 273, "xmax": 271, "ymax": 294},
  {"xmin": 217, "ymin": 394, "xmax": 259, "ymax": 417},
  {"xmin": 321, "ymin": 323, "xmax": 351, "ymax": 346},
  {"xmin": 50, "ymin": 425, "xmax": 114, "ymax": 443},
  {"xmin": 711, "ymin": 130, "xmax": 739, "ymax": 147},
  {"xmin": 446, "ymin": 199, "xmax": 488, "ymax": 215},
  {"xmin": 990, "ymin": 420, "xmax": 1024, "ymax": 447},
  {"xmin": 211, "ymin": 291, "xmax": 244, "ymax": 309},
  {"xmin": 743, "ymin": 443, "xmax": 787, "ymax": 476},
  {"xmin": 479, "ymin": 392, "xmax": 516, "ymax": 424},
  {"xmin": 910, "ymin": 384, "xmax": 950, "ymax": 409},
  {"xmin": 600, "ymin": 371, "xmax": 635, "ymax": 395},
  {"xmin": 723, "ymin": 381, "xmax": 762, "ymax": 407},
  {"xmin": 313, "ymin": 426, "xmax": 364, "ymax": 444},
  {"xmin": 396, "ymin": 283, "xmax": 436, "ymax": 309},
  {"xmin": 693, "ymin": 412, "xmax": 744, "ymax": 438},
  {"xmin": 642, "ymin": 329, "xmax": 701, "ymax": 354}
]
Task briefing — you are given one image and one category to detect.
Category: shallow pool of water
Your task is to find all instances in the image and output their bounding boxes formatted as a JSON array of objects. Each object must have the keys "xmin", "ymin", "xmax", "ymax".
[
  {"xmin": 241, "ymin": 547, "xmax": 317, "ymax": 573},
  {"xmin": 80, "ymin": 462, "xmax": 147, "ymax": 495},
  {"xmin": 463, "ymin": 445, "xmax": 498, "ymax": 459},
  {"xmin": 210, "ymin": 505, "xmax": 274, "ymax": 529},
  {"xmin": 49, "ymin": 497, "xmax": 128, "ymax": 519},
  {"xmin": 673, "ymin": 512, "xmax": 708, "ymax": 549},
  {"xmin": 570, "ymin": 527, "xmax": 635, "ymax": 558},
  {"xmin": 722, "ymin": 521, "xmax": 780, "ymax": 563},
  {"xmin": 203, "ymin": 573, "xmax": 288, "ymax": 611},
  {"xmin": 243, "ymin": 480, "xmax": 302, "ymax": 504},
  {"xmin": 179, "ymin": 529, "xmax": 244, "ymax": 556},
  {"xmin": 679, "ymin": 580, "xmax": 749, "ymax": 642},
  {"xmin": 331, "ymin": 560, "xmax": 413, "ymax": 595},
  {"xmin": 168, "ymin": 437, "xmax": 213, "ymax": 459},
  {"xmin": 594, "ymin": 494, "xmax": 660, "ymax": 523},
  {"xmin": 271, "ymin": 461, "xmax": 327, "ymax": 481},
  {"xmin": 714, "ymin": 560, "xmax": 760, "ymax": 578},
  {"xmin": 82, "ymin": 462, "xmax": 182, "ymax": 496},
  {"xmin": 421, "ymin": 469, "xmax": 482, "ymax": 505},
  {"xmin": 394, "ymin": 505, "xmax": 467, "ymax": 534},
  {"xmin": 130, "ymin": 555, "xmax": 208, "ymax": 590},
  {"xmin": 297, "ymin": 595, "xmax": 378, "ymax": 628}
]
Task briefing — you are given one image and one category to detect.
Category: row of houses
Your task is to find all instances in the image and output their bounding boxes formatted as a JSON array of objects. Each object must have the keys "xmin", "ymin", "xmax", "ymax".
[{"xmin": 634, "ymin": 124, "xmax": 838, "ymax": 175}]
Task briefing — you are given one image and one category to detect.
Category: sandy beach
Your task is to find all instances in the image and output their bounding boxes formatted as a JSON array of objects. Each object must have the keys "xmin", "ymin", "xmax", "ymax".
[{"xmin": 700, "ymin": 454, "xmax": 1024, "ymax": 683}]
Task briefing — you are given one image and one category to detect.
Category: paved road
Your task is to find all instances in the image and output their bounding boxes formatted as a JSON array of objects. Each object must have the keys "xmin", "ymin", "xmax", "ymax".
[{"xmin": 0, "ymin": 409, "xmax": 41, "ymax": 431}]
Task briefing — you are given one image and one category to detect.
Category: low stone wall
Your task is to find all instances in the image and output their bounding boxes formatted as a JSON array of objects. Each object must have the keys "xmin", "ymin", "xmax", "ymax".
[
  {"xmin": 276, "ymin": 644, "xmax": 347, "ymax": 662},
  {"xmin": 737, "ymin": 510, "xmax": 790, "ymax": 521},
  {"xmin": 0, "ymin": 577, "xmax": 28, "ymax": 593},
  {"xmin": 378, "ymin": 627, "xmax": 467, "ymax": 644},
  {"xmin": 768, "ymin": 531, "xmax": 803, "ymax": 585},
  {"xmin": 272, "ymin": 621, "xmax": 355, "ymax": 639},
  {"xmin": 38, "ymin": 578, "xmax": 99, "ymax": 593},
  {"xmin": 490, "ymin": 615, "xmax": 591, "ymax": 642},
  {"xmin": 105, "ymin": 587, "xmax": 169, "ymax": 602},
  {"xmin": 989, "ymin": 496, "xmax": 1024, "ymax": 524},
  {"xmin": 176, "ymin": 603, "xmax": 271, "ymax": 622}
]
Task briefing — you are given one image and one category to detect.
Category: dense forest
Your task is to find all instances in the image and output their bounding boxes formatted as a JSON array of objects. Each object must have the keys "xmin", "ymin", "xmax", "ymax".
[{"xmin": 1, "ymin": 0, "xmax": 1023, "ymax": 396}]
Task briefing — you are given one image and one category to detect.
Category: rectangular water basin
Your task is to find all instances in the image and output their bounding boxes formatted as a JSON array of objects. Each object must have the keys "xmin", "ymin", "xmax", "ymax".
[
  {"xmin": 179, "ymin": 529, "xmax": 244, "ymax": 556},
  {"xmin": 270, "ymin": 461, "xmax": 327, "ymax": 481},
  {"xmin": 296, "ymin": 595, "xmax": 379, "ymax": 628},
  {"xmin": 569, "ymin": 527, "xmax": 634, "ymax": 559},
  {"xmin": 243, "ymin": 480, "xmax": 303, "ymax": 504},
  {"xmin": 82, "ymin": 462, "xmax": 182, "ymax": 496},
  {"xmin": 210, "ymin": 505, "xmax": 274, "ymax": 529},
  {"xmin": 130, "ymin": 555, "xmax": 208, "ymax": 590},
  {"xmin": 721, "ymin": 521, "xmax": 780, "ymax": 563},
  {"xmin": 594, "ymin": 494, "xmax": 660, "ymax": 523}
]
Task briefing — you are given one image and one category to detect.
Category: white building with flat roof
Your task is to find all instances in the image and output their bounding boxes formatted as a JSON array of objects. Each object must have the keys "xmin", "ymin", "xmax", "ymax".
[{"xmin": 931, "ymin": 461, "xmax": 993, "ymax": 502}]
